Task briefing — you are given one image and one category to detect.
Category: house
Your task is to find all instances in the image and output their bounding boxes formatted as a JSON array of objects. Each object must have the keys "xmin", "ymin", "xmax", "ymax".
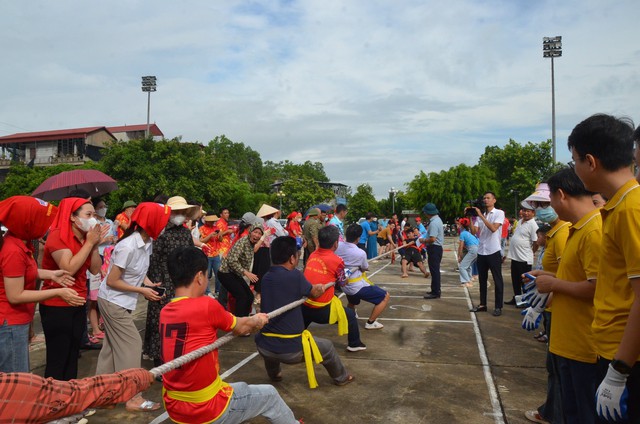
[{"xmin": 0, "ymin": 124, "xmax": 164, "ymax": 169}]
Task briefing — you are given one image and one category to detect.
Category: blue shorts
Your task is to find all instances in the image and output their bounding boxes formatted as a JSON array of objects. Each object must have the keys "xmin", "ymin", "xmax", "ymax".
[{"xmin": 346, "ymin": 285, "xmax": 387, "ymax": 306}]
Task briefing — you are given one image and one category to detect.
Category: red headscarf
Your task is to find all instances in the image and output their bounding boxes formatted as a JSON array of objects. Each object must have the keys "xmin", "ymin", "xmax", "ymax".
[
  {"xmin": 287, "ymin": 211, "xmax": 298, "ymax": 220},
  {"xmin": 49, "ymin": 197, "xmax": 91, "ymax": 248},
  {"xmin": 0, "ymin": 196, "xmax": 58, "ymax": 241},
  {"xmin": 130, "ymin": 202, "xmax": 171, "ymax": 240}
]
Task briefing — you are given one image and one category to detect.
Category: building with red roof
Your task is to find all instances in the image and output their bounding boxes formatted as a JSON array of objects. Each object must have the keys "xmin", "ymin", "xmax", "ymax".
[{"xmin": 0, "ymin": 124, "xmax": 163, "ymax": 169}]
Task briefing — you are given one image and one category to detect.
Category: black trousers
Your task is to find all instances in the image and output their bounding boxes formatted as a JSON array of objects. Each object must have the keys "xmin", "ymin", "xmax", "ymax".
[
  {"xmin": 510, "ymin": 260, "xmax": 532, "ymax": 297},
  {"xmin": 427, "ymin": 244, "xmax": 443, "ymax": 295},
  {"xmin": 39, "ymin": 304, "xmax": 85, "ymax": 381},
  {"xmin": 301, "ymin": 302, "xmax": 362, "ymax": 348},
  {"xmin": 218, "ymin": 271, "xmax": 254, "ymax": 317},
  {"xmin": 477, "ymin": 251, "xmax": 504, "ymax": 308}
]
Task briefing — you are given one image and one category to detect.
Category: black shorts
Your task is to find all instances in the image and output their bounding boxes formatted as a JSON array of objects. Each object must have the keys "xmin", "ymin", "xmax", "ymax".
[
  {"xmin": 402, "ymin": 248, "xmax": 423, "ymax": 265},
  {"xmin": 378, "ymin": 238, "xmax": 389, "ymax": 246}
]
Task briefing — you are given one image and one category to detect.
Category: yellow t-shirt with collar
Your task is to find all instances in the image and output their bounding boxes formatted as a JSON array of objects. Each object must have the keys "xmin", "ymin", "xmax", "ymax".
[
  {"xmin": 542, "ymin": 220, "xmax": 571, "ymax": 274},
  {"xmin": 550, "ymin": 208, "xmax": 601, "ymax": 363},
  {"xmin": 541, "ymin": 220, "xmax": 570, "ymax": 313},
  {"xmin": 593, "ymin": 178, "xmax": 640, "ymax": 361}
]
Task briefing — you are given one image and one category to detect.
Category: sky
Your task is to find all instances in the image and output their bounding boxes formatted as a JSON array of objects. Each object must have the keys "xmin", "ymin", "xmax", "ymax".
[{"xmin": 1, "ymin": 1, "xmax": 639, "ymax": 199}]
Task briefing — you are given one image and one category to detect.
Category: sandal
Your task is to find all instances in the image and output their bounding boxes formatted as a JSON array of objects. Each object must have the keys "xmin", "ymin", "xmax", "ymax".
[
  {"xmin": 335, "ymin": 374, "xmax": 355, "ymax": 386},
  {"xmin": 125, "ymin": 399, "xmax": 161, "ymax": 412}
]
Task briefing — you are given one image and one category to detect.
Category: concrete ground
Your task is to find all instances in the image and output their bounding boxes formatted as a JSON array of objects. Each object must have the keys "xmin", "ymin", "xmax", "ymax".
[{"xmin": 29, "ymin": 237, "xmax": 549, "ymax": 423}]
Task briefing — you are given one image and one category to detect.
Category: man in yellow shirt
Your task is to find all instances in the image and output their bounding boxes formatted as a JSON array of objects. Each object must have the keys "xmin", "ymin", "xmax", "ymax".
[
  {"xmin": 528, "ymin": 168, "xmax": 602, "ymax": 423},
  {"xmin": 568, "ymin": 114, "xmax": 640, "ymax": 422}
]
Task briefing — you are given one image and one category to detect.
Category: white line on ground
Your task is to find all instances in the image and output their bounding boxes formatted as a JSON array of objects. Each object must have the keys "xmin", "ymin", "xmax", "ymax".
[{"xmin": 371, "ymin": 317, "xmax": 473, "ymax": 324}]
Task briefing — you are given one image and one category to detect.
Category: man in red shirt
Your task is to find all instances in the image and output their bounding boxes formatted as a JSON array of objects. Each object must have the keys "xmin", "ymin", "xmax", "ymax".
[
  {"xmin": 302, "ymin": 226, "xmax": 366, "ymax": 352},
  {"xmin": 216, "ymin": 208, "xmax": 234, "ymax": 258},
  {"xmin": 161, "ymin": 246, "xmax": 298, "ymax": 424}
]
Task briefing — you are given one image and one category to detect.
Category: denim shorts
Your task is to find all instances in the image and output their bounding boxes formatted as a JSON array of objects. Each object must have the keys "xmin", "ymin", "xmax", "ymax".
[
  {"xmin": 346, "ymin": 285, "xmax": 388, "ymax": 306},
  {"xmin": 0, "ymin": 321, "xmax": 30, "ymax": 373}
]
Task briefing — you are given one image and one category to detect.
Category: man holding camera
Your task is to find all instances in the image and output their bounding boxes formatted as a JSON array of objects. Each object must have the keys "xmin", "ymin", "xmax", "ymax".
[{"xmin": 468, "ymin": 192, "xmax": 505, "ymax": 316}]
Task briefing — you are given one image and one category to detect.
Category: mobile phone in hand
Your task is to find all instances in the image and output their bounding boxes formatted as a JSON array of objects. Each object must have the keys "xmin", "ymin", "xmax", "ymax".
[{"xmin": 152, "ymin": 286, "xmax": 166, "ymax": 296}]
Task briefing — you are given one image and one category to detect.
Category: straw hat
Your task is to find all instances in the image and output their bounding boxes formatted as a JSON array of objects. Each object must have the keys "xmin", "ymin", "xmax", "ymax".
[
  {"xmin": 204, "ymin": 214, "xmax": 219, "ymax": 222},
  {"xmin": 257, "ymin": 204, "xmax": 279, "ymax": 218},
  {"xmin": 166, "ymin": 196, "xmax": 196, "ymax": 211}
]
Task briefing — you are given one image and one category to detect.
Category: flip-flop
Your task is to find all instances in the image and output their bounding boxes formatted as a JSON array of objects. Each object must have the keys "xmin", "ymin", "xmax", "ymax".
[
  {"xmin": 125, "ymin": 399, "xmax": 161, "ymax": 412},
  {"xmin": 92, "ymin": 332, "xmax": 105, "ymax": 339},
  {"xmin": 335, "ymin": 374, "xmax": 355, "ymax": 386},
  {"xmin": 401, "ymin": 274, "xmax": 409, "ymax": 278}
]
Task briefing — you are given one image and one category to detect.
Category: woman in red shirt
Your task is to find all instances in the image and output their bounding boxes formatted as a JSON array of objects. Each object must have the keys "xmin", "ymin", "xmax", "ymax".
[
  {"xmin": 0, "ymin": 196, "xmax": 84, "ymax": 373},
  {"xmin": 40, "ymin": 197, "xmax": 102, "ymax": 380}
]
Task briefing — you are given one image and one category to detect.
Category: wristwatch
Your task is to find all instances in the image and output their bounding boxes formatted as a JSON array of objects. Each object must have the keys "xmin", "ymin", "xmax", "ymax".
[{"xmin": 611, "ymin": 359, "xmax": 633, "ymax": 375}]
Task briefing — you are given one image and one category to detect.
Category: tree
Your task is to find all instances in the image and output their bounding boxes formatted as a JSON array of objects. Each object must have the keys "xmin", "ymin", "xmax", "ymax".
[
  {"xmin": 346, "ymin": 184, "xmax": 379, "ymax": 224},
  {"xmin": 276, "ymin": 177, "xmax": 334, "ymax": 216},
  {"xmin": 405, "ymin": 164, "xmax": 498, "ymax": 222},
  {"xmin": 261, "ymin": 160, "xmax": 329, "ymax": 192},
  {"xmin": 478, "ymin": 139, "xmax": 559, "ymax": 201},
  {"xmin": 205, "ymin": 135, "xmax": 264, "ymax": 190},
  {"xmin": 98, "ymin": 137, "xmax": 258, "ymax": 217}
]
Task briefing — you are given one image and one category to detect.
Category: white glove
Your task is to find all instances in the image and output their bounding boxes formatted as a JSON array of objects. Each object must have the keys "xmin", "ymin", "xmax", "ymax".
[
  {"xmin": 596, "ymin": 363, "xmax": 629, "ymax": 422},
  {"xmin": 521, "ymin": 306, "xmax": 543, "ymax": 331},
  {"xmin": 522, "ymin": 288, "xmax": 548, "ymax": 309}
]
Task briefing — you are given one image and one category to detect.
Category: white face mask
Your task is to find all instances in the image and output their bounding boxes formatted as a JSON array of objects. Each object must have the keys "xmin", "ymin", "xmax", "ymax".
[
  {"xmin": 78, "ymin": 217, "xmax": 98, "ymax": 232},
  {"xmin": 171, "ymin": 215, "xmax": 186, "ymax": 226},
  {"xmin": 96, "ymin": 208, "xmax": 107, "ymax": 218}
]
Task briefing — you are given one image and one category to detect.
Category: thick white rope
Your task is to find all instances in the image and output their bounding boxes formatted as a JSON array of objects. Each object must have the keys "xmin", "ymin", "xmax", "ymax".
[{"xmin": 149, "ymin": 282, "xmax": 334, "ymax": 378}]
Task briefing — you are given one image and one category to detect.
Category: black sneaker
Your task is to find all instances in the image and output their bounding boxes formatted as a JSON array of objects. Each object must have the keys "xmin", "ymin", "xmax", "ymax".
[
  {"xmin": 493, "ymin": 308, "xmax": 503, "ymax": 316},
  {"xmin": 504, "ymin": 298, "xmax": 516, "ymax": 305}
]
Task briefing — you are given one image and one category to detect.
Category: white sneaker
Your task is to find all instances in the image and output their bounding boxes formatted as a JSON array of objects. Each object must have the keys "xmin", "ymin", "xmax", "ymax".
[
  {"xmin": 365, "ymin": 320, "xmax": 384, "ymax": 330},
  {"xmin": 346, "ymin": 343, "xmax": 367, "ymax": 352}
]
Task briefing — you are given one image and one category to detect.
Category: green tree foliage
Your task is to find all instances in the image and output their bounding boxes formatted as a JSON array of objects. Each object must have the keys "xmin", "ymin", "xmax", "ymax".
[
  {"xmin": 478, "ymin": 139, "xmax": 557, "ymax": 201},
  {"xmin": 377, "ymin": 191, "xmax": 408, "ymax": 218},
  {"xmin": 205, "ymin": 135, "xmax": 264, "ymax": 190},
  {"xmin": 99, "ymin": 137, "xmax": 258, "ymax": 217},
  {"xmin": 262, "ymin": 160, "xmax": 329, "ymax": 190},
  {"xmin": 347, "ymin": 184, "xmax": 379, "ymax": 223},
  {"xmin": 405, "ymin": 164, "xmax": 498, "ymax": 222},
  {"xmin": 275, "ymin": 177, "xmax": 334, "ymax": 216}
]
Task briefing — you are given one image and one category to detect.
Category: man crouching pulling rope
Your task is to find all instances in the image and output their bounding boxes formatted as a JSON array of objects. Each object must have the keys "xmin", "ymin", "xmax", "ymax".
[{"xmin": 255, "ymin": 236, "xmax": 355, "ymax": 387}]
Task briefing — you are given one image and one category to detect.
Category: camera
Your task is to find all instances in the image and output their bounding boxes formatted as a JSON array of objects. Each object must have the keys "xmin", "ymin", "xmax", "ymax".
[{"xmin": 464, "ymin": 197, "xmax": 484, "ymax": 217}]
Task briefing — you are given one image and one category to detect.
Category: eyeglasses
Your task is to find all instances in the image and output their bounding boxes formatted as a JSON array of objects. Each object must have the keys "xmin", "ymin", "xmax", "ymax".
[
  {"xmin": 528, "ymin": 201, "xmax": 551, "ymax": 209},
  {"xmin": 567, "ymin": 160, "xmax": 575, "ymax": 169}
]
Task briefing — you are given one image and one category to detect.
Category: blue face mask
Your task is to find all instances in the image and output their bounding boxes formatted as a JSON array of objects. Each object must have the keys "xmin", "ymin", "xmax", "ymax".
[{"xmin": 536, "ymin": 206, "xmax": 558, "ymax": 223}]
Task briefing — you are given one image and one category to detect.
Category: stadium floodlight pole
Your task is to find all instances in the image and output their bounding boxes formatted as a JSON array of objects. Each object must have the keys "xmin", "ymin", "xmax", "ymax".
[
  {"xmin": 543, "ymin": 36, "xmax": 562, "ymax": 163},
  {"xmin": 141, "ymin": 76, "xmax": 157, "ymax": 138},
  {"xmin": 389, "ymin": 187, "xmax": 399, "ymax": 214}
]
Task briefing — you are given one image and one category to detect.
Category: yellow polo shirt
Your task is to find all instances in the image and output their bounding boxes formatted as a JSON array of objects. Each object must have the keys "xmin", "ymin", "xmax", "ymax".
[
  {"xmin": 549, "ymin": 208, "xmax": 601, "ymax": 363},
  {"xmin": 593, "ymin": 178, "xmax": 640, "ymax": 361},
  {"xmin": 542, "ymin": 220, "xmax": 571, "ymax": 274}
]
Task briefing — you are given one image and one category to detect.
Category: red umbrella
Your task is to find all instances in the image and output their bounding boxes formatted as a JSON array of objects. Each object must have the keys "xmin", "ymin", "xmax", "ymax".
[{"xmin": 32, "ymin": 169, "xmax": 119, "ymax": 201}]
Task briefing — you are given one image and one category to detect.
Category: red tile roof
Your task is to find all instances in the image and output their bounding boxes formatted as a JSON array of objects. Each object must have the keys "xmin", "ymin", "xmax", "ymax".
[
  {"xmin": 0, "ymin": 123, "xmax": 163, "ymax": 144},
  {"xmin": 107, "ymin": 124, "xmax": 163, "ymax": 137}
]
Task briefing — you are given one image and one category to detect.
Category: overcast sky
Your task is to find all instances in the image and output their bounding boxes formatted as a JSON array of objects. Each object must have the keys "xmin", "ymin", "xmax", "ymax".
[{"xmin": 1, "ymin": 1, "xmax": 638, "ymax": 198}]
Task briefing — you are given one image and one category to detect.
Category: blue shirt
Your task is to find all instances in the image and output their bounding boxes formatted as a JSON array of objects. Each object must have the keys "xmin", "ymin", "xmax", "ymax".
[
  {"xmin": 328, "ymin": 215, "xmax": 344, "ymax": 241},
  {"xmin": 427, "ymin": 215, "xmax": 444, "ymax": 247},
  {"xmin": 459, "ymin": 230, "xmax": 479, "ymax": 246},
  {"xmin": 359, "ymin": 221, "xmax": 371, "ymax": 244},
  {"xmin": 255, "ymin": 266, "xmax": 312, "ymax": 354}
]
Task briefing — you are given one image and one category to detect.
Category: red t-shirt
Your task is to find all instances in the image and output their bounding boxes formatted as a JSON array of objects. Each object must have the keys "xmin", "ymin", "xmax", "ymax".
[
  {"xmin": 303, "ymin": 248, "xmax": 344, "ymax": 307},
  {"xmin": 160, "ymin": 296, "xmax": 236, "ymax": 423},
  {"xmin": 40, "ymin": 228, "xmax": 90, "ymax": 307},
  {"xmin": 115, "ymin": 212, "xmax": 130, "ymax": 239},
  {"xmin": 0, "ymin": 234, "xmax": 38, "ymax": 324},
  {"xmin": 215, "ymin": 219, "xmax": 232, "ymax": 257},
  {"xmin": 199, "ymin": 225, "xmax": 220, "ymax": 257}
]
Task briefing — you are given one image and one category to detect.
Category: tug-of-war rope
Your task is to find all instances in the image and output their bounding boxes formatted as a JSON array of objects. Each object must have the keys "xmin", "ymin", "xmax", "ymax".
[{"xmin": 149, "ymin": 241, "xmax": 412, "ymax": 379}]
